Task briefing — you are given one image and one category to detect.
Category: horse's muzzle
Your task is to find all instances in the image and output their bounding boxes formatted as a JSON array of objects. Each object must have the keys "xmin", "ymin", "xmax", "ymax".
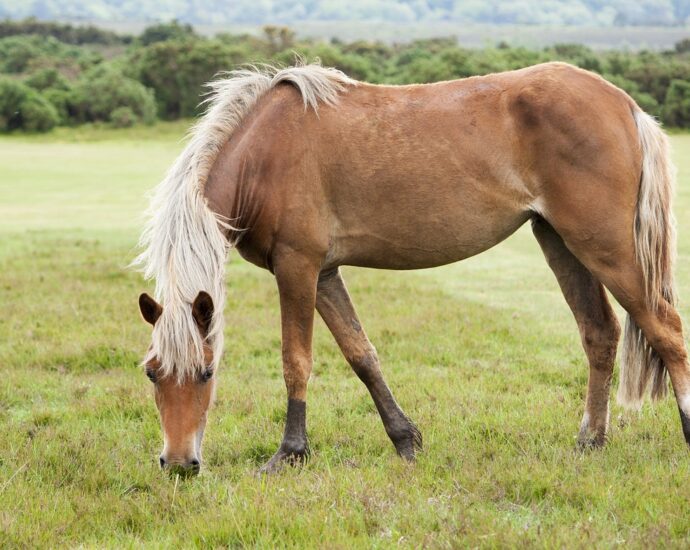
[{"xmin": 159, "ymin": 455, "xmax": 201, "ymax": 477}]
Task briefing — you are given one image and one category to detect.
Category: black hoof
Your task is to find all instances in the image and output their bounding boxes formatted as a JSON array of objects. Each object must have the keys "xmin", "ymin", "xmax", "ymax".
[
  {"xmin": 258, "ymin": 446, "xmax": 309, "ymax": 475},
  {"xmin": 678, "ymin": 407, "xmax": 690, "ymax": 447},
  {"xmin": 576, "ymin": 433, "xmax": 607, "ymax": 451},
  {"xmin": 576, "ymin": 426, "xmax": 607, "ymax": 451},
  {"xmin": 391, "ymin": 420, "xmax": 423, "ymax": 461}
]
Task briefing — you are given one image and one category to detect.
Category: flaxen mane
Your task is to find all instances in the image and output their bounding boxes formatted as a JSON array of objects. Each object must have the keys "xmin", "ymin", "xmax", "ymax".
[{"xmin": 132, "ymin": 63, "xmax": 354, "ymax": 381}]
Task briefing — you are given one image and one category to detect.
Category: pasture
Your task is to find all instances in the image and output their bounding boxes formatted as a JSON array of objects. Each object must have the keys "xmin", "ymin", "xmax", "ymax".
[{"xmin": 0, "ymin": 123, "xmax": 689, "ymax": 547}]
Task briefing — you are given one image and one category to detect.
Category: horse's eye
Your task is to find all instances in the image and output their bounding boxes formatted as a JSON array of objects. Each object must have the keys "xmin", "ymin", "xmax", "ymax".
[
  {"xmin": 200, "ymin": 368, "xmax": 214, "ymax": 383},
  {"xmin": 145, "ymin": 369, "xmax": 157, "ymax": 383}
]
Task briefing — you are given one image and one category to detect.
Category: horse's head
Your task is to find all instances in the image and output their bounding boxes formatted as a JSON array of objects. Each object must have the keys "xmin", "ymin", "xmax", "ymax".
[{"xmin": 138, "ymin": 291, "xmax": 217, "ymax": 476}]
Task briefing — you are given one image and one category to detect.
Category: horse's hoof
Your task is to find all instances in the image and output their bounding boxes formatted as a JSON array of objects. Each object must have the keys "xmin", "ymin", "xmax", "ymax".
[
  {"xmin": 576, "ymin": 430, "xmax": 607, "ymax": 451},
  {"xmin": 258, "ymin": 447, "xmax": 309, "ymax": 475},
  {"xmin": 392, "ymin": 420, "xmax": 423, "ymax": 461}
]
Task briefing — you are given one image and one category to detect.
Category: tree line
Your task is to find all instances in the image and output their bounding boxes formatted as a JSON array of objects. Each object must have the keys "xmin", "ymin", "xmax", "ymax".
[
  {"xmin": 1, "ymin": 19, "xmax": 689, "ymax": 133},
  {"xmin": 3, "ymin": 0, "xmax": 690, "ymax": 26}
]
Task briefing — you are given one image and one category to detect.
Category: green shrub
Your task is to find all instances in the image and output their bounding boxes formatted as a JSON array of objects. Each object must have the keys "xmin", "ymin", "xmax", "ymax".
[
  {"xmin": 130, "ymin": 39, "xmax": 253, "ymax": 118},
  {"xmin": 20, "ymin": 92, "xmax": 59, "ymax": 131},
  {"xmin": 24, "ymin": 67, "xmax": 70, "ymax": 91},
  {"xmin": 109, "ymin": 106, "xmax": 138, "ymax": 128},
  {"xmin": 0, "ymin": 35, "xmax": 101, "ymax": 75},
  {"xmin": 0, "ymin": 77, "xmax": 26, "ymax": 129},
  {"xmin": 664, "ymin": 79, "xmax": 690, "ymax": 127},
  {"xmin": 0, "ymin": 77, "xmax": 58, "ymax": 132},
  {"xmin": 139, "ymin": 20, "xmax": 196, "ymax": 46},
  {"xmin": 42, "ymin": 87, "xmax": 74, "ymax": 124},
  {"xmin": 0, "ymin": 35, "xmax": 40, "ymax": 72},
  {"xmin": 72, "ymin": 67, "xmax": 157, "ymax": 124}
]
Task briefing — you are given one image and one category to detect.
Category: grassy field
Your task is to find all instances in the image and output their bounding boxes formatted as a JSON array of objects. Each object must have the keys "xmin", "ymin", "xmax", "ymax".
[{"xmin": 0, "ymin": 123, "xmax": 689, "ymax": 548}]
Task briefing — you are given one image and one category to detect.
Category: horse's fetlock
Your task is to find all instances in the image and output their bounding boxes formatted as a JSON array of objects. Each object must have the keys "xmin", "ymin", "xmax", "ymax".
[{"xmin": 280, "ymin": 436, "xmax": 309, "ymax": 458}]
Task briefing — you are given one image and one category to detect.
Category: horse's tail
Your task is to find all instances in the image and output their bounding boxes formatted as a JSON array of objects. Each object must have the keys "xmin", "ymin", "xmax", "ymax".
[{"xmin": 617, "ymin": 109, "xmax": 677, "ymax": 409}]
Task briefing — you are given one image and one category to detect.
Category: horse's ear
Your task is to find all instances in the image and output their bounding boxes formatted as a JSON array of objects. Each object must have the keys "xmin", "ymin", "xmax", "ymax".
[
  {"xmin": 192, "ymin": 291, "xmax": 214, "ymax": 334},
  {"xmin": 139, "ymin": 293, "xmax": 162, "ymax": 326}
]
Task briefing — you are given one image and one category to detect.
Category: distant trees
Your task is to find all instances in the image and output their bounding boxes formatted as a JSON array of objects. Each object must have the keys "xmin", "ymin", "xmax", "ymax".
[
  {"xmin": 1, "ymin": 1, "xmax": 689, "ymax": 25},
  {"xmin": 70, "ymin": 67, "xmax": 157, "ymax": 125},
  {"xmin": 129, "ymin": 38, "xmax": 260, "ymax": 118},
  {"xmin": 0, "ymin": 18, "xmax": 129, "ymax": 44},
  {"xmin": 2, "ymin": 20, "xmax": 690, "ymax": 132},
  {"xmin": 139, "ymin": 20, "xmax": 196, "ymax": 46}
]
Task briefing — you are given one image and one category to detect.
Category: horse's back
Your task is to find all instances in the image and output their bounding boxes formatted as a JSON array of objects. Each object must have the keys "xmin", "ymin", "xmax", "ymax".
[
  {"xmin": 312, "ymin": 63, "xmax": 639, "ymax": 269},
  {"xmin": 209, "ymin": 62, "xmax": 643, "ymax": 271}
]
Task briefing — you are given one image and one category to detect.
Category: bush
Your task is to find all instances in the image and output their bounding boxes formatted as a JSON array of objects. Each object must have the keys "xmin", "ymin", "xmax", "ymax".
[
  {"xmin": 0, "ymin": 35, "xmax": 102, "ymax": 76},
  {"xmin": 20, "ymin": 93, "xmax": 59, "ymax": 131},
  {"xmin": 130, "ymin": 39, "xmax": 254, "ymax": 118},
  {"xmin": 72, "ymin": 67, "xmax": 157, "ymax": 124},
  {"xmin": 109, "ymin": 106, "xmax": 138, "ymax": 128},
  {"xmin": 0, "ymin": 35, "xmax": 40, "ymax": 72},
  {"xmin": 664, "ymin": 79, "xmax": 690, "ymax": 127},
  {"xmin": 24, "ymin": 67, "xmax": 70, "ymax": 91},
  {"xmin": 139, "ymin": 20, "xmax": 196, "ymax": 46},
  {"xmin": 42, "ymin": 88, "xmax": 74, "ymax": 124},
  {"xmin": 0, "ymin": 77, "xmax": 58, "ymax": 132},
  {"xmin": 0, "ymin": 77, "xmax": 26, "ymax": 129}
]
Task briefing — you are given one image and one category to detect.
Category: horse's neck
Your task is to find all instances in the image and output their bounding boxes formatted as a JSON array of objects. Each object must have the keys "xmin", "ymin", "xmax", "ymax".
[{"xmin": 202, "ymin": 141, "xmax": 259, "ymax": 244}]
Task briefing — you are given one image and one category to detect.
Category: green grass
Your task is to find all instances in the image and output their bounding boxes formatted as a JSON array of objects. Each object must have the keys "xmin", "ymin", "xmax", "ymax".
[{"xmin": 0, "ymin": 124, "xmax": 689, "ymax": 548}]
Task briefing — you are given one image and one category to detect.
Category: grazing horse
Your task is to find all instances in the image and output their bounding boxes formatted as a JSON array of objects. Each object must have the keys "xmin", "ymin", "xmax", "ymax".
[{"xmin": 134, "ymin": 61, "xmax": 688, "ymax": 475}]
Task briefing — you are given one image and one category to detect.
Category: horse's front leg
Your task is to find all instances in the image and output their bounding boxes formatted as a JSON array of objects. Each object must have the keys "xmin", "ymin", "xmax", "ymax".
[
  {"xmin": 259, "ymin": 252, "xmax": 319, "ymax": 474},
  {"xmin": 316, "ymin": 268, "xmax": 421, "ymax": 460}
]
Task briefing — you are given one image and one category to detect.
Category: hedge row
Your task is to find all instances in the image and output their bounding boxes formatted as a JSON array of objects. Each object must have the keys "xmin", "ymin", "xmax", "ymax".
[{"xmin": 2, "ymin": 21, "xmax": 690, "ymax": 132}]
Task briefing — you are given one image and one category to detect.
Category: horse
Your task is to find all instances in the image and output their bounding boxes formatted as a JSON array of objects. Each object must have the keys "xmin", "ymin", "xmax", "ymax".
[{"xmin": 133, "ymin": 61, "xmax": 688, "ymax": 475}]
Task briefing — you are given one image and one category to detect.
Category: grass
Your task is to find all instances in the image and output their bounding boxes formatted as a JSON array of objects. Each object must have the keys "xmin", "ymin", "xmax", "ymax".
[{"xmin": 0, "ymin": 123, "xmax": 689, "ymax": 547}]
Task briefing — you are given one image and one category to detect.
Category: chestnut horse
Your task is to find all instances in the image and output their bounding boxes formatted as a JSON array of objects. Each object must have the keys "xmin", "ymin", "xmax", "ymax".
[{"xmin": 134, "ymin": 62, "xmax": 688, "ymax": 475}]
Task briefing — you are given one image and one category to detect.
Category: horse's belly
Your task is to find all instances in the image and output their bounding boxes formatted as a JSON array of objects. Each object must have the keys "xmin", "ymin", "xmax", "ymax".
[
  {"xmin": 328, "ymin": 204, "xmax": 531, "ymax": 270},
  {"xmin": 321, "ymin": 119, "xmax": 535, "ymax": 270}
]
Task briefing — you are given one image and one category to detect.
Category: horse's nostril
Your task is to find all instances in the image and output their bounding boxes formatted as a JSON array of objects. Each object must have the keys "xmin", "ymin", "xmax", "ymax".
[
  {"xmin": 159, "ymin": 456, "xmax": 166, "ymax": 469},
  {"xmin": 190, "ymin": 458, "xmax": 200, "ymax": 468}
]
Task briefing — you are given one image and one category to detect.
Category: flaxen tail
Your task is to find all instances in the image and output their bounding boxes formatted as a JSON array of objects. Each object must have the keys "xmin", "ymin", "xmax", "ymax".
[{"xmin": 617, "ymin": 109, "xmax": 677, "ymax": 409}]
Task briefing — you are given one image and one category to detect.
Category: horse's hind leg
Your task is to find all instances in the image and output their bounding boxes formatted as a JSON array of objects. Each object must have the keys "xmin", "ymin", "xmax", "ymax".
[
  {"xmin": 543, "ymin": 205, "xmax": 690, "ymax": 445},
  {"xmin": 316, "ymin": 268, "xmax": 422, "ymax": 460},
  {"xmin": 582, "ymin": 256, "xmax": 690, "ymax": 445},
  {"xmin": 532, "ymin": 217, "xmax": 621, "ymax": 448}
]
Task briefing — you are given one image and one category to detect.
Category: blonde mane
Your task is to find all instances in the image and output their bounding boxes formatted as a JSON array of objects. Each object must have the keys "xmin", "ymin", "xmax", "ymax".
[{"xmin": 133, "ymin": 63, "xmax": 354, "ymax": 381}]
